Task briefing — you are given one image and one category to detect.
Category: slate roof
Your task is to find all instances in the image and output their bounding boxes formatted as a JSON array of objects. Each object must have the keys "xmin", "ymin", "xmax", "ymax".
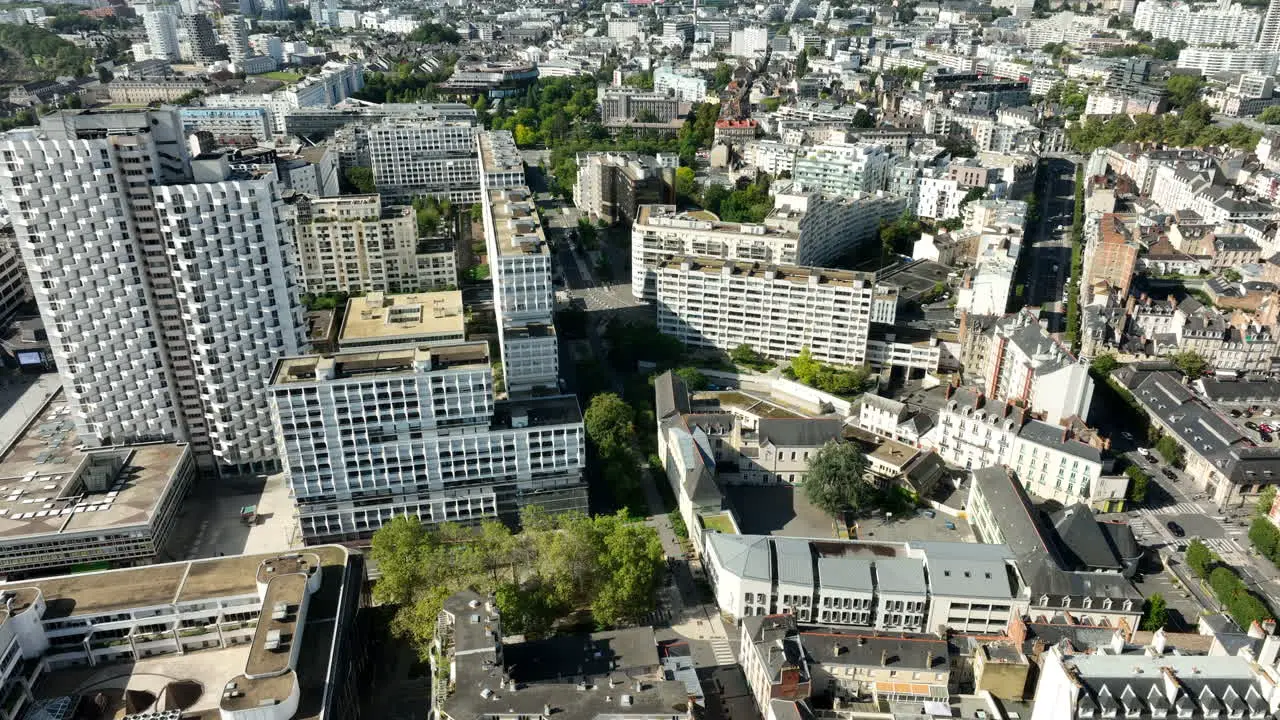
[
  {"xmin": 801, "ymin": 629, "xmax": 948, "ymax": 670},
  {"xmin": 874, "ymin": 558, "xmax": 928, "ymax": 595},
  {"xmin": 708, "ymin": 533, "xmax": 772, "ymax": 582},
  {"xmin": 758, "ymin": 418, "xmax": 844, "ymax": 448},
  {"xmin": 1018, "ymin": 420, "xmax": 1103, "ymax": 464}
]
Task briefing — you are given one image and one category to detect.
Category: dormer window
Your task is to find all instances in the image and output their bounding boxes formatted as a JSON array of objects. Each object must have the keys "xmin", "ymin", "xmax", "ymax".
[
  {"xmin": 1083, "ymin": 598, "xmax": 1093, "ymax": 609},
  {"xmin": 1062, "ymin": 597, "xmax": 1072, "ymax": 608},
  {"xmin": 1103, "ymin": 598, "xmax": 1113, "ymax": 610},
  {"xmin": 1123, "ymin": 600, "xmax": 1134, "ymax": 612},
  {"xmin": 1040, "ymin": 594, "xmax": 1050, "ymax": 606}
]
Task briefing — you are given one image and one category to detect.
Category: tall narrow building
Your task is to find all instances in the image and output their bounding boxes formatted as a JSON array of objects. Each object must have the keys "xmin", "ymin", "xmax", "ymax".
[
  {"xmin": 478, "ymin": 131, "xmax": 559, "ymax": 395},
  {"xmin": 1263, "ymin": 0, "xmax": 1280, "ymax": 51},
  {"xmin": 0, "ymin": 110, "xmax": 304, "ymax": 474}
]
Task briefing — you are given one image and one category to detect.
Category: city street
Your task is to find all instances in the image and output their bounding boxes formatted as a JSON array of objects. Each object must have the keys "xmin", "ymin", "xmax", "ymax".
[{"xmin": 1022, "ymin": 157, "xmax": 1078, "ymax": 324}]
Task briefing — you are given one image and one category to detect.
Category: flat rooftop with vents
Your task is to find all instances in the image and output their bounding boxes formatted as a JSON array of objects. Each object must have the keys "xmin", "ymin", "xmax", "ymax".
[
  {"xmin": 487, "ymin": 187, "xmax": 548, "ymax": 257},
  {"xmin": 271, "ymin": 342, "xmax": 491, "ymax": 386},
  {"xmin": 0, "ymin": 546, "xmax": 363, "ymax": 720},
  {"xmin": 0, "ymin": 391, "xmax": 195, "ymax": 576},
  {"xmin": 338, "ymin": 290, "xmax": 465, "ymax": 350}
]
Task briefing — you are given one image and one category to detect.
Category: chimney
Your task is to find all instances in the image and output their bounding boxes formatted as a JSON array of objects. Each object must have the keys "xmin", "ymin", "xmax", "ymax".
[
  {"xmin": 881, "ymin": 650, "xmax": 889, "ymax": 666},
  {"xmin": 544, "ymin": 705, "xmax": 553, "ymax": 716},
  {"xmin": 925, "ymin": 652, "xmax": 934, "ymax": 668},
  {"xmin": 1263, "ymin": 619, "xmax": 1277, "ymax": 636},
  {"xmin": 1110, "ymin": 629, "xmax": 1125, "ymax": 654},
  {"xmin": 1249, "ymin": 620, "xmax": 1267, "ymax": 639},
  {"xmin": 1152, "ymin": 628, "xmax": 1167, "ymax": 656},
  {"xmin": 1168, "ymin": 294, "xmax": 1178, "ymax": 310},
  {"xmin": 1261, "ymin": 634, "xmax": 1280, "ymax": 667},
  {"xmin": 635, "ymin": 680, "xmax": 643, "ymax": 693},
  {"xmin": 1009, "ymin": 615, "xmax": 1028, "ymax": 646}
]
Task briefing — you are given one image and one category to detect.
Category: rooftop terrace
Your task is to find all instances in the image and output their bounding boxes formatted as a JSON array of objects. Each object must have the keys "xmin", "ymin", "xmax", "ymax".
[{"xmin": 338, "ymin": 290, "xmax": 465, "ymax": 344}]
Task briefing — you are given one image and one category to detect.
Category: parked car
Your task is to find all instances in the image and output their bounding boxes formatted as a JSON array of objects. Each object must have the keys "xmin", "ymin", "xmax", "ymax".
[
  {"xmin": 1247, "ymin": 421, "xmax": 1259, "ymax": 430},
  {"xmin": 1231, "ymin": 410, "xmax": 1242, "ymax": 418},
  {"xmin": 1162, "ymin": 468, "xmax": 1177, "ymax": 480},
  {"xmin": 1138, "ymin": 447, "xmax": 1150, "ymax": 456},
  {"xmin": 1147, "ymin": 454, "xmax": 1158, "ymax": 464},
  {"xmin": 1263, "ymin": 432, "xmax": 1273, "ymax": 443},
  {"xmin": 1167, "ymin": 521, "xmax": 1186, "ymax": 537}
]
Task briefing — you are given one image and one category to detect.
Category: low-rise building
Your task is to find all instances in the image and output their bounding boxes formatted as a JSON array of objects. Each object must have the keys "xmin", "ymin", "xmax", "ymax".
[
  {"xmin": 1114, "ymin": 366, "xmax": 1280, "ymax": 508},
  {"xmin": 0, "ymin": 392, "xmax": 194, "ymax": 577},
  {"xmin": 0, "ymin": 546, "xmax": 364, "ymax": 720},
  {"xmin": 432, "ymin": 591, "xmax": 689, "ymax": 720},
  {"xmin": 336, "ymin": 290, "xmax": 465, "ymax": 351}
]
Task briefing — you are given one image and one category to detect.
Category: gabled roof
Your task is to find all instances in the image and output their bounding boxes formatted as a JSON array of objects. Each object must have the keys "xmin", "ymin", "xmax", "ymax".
[{"xmin": 758, "ymin": 418, "xmax": 843, "ymax": 448}]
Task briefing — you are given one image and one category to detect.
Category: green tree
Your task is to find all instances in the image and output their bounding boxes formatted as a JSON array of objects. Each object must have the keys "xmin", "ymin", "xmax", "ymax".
[
  {"xmin": 1250, "ymin": 516, "xmax": 1280, "ymax": 559},
  {"xmin": 852, "ymin": 109, "xmax": 875, "ymax": 128},
  {"xmin": 1125, "ymin": 465, "xmax": 1150, "ymax": 503},
  {"xmin": 791, "ymin": 346, "xmax": 822, "ymax": 384},
  {"xmin": 513, "ymin": 123, "xmax": 538, "ymax": 146},
  {"xmin": 1260, "ymin": 106, "xmax": 1280, "ymax": 125},
  {"xmin": 1165, "ymin": 75, "xmax": 1203, "ymax": 109},
  {"xmin": 592, "ymin": 518, "xmax": 665, "ymax": 626},
  {"xmin": 675, "ymin": 166, "xmax": 697, "ymax": 204},
  {"xmin": 1141, "ymin": 593, "xmax": 1168, "ymax": 631},
  {"xmin": 1091, "ymin": 353, "xmax": 1119, "ymax": 376},
  {"xmin": 1170, "ymin": 350, "xmax": 1208, "ymax": 378},
  {"xmin": 341, "ymin": 166, "xmax": 375, "ymax": 194},
  {"xmin": 1156, "ymin": 435, "xmax": 1185, "ymax": 467},
  {"xmin": 1260, "ymin": 486, "xmax": 1279, "ymax": 517},
  {"xmin": 674, "ymin": 367, "xmax": 708, "ymax": 391},
  {"xmin": 712, "ymin": 62, "xmax": 734, "ymax": 91},
  {"xmin": 408, "ymin": 22, "xmax": 461, "ymax": 43},
  {"xmin": 803, "ymin": 440, "xmax": 873, "ymax": 520},
  {"xmin": 584, "ymin": 393, "xmax": 636, "ymax": 455},
  {"xmin": 1185, "ymin": 538, "xmax": 1214, "ymax": 578}
]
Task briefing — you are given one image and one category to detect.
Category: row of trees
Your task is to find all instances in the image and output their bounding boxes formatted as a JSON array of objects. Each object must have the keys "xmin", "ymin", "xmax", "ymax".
[
  {"xmin": 1185, "ymin": 538, "xmax": 1272, "ymax": 630},
  {"xmin": 352, "ymin": 59, "xmax": 457, "ymax": 104},
  {"xmin": 372, "ymin": 508, "xmax": 664, "ymax": 654},
  {"xmin": 1067, "ymin": 103, "xmax": 1260, "ymax": 155},
  {"xmin": 1124, "ymin": 465, "xmax": 1150, "ymax": 503},
  {"xmin": 1065, "ymin": 166, "xmax": 1084, "ymax": 348},
  {"xmin": 584, "ymin": 393, "xmax": 646, "ymax": 511}
]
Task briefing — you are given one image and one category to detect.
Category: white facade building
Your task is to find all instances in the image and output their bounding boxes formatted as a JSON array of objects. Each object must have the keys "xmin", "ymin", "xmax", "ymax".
[
  {"xmin": 705, "ymin": 533, "xmax": 1019, "ymax": 635},
  {"xmin": 654, "ymin": 65, "xmax": 707, "ymax": 102},
  {"xmin": 916, "ymin": 173, "xmax": 963, "ymax": 221},
  {"xmin": 792, "ymin": 142, "xmax": 892, "ymax": 197},
  {"xmin": 0, "ymin": 110, "xmax": 305, "ymax": 474},
  {"xmin": 270, "ymin": 343, "xmax": 586, "ymax": 543},
  {"xmin": 655, "ymin": 258, "xmax": 875, "ymax": 368},
  {"xmin": 981, "ymin": 312, "xmax": 1095, "ymax": 426},
  {"xmin": 366, "ymin": 119, "xmax": 480, "ymax": 203},
  {"xmin": 631, "ymin": 190, "xmax": 905, "ymax": 302},
  {"xmin": 1177, "ymin": 47, "xmax": 1280, "ymax": 76},
  {"xmin": 142, "ymin": 7, "xmax": 180, "ymax": 61},
  {"xmin": 479, "ymin": 133, "xmax": 559, "ymax": 395},
  {"xmin": 1133, "ymin": 0, "xmax": 1262, "ymax": 46},
  {"xmin": 731, "ymin": 25, "xmax": 772, "ymax": 57}
]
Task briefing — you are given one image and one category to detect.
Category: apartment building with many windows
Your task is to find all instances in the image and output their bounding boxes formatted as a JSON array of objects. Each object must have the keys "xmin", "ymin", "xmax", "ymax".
[
  {"xmin": 269, "ymin": 343, "xmax": 586, "ymax": 543},
  {"xmin": 630, "ymin": 188, "xmax": 904, "ymax": 302},
  {"xmin": 655, "ymin": 258, "xmax": 876, "ymax": 368},
  {"xmin": 366, "ymin": 119, "xmax": 480, "ymax": 202},
  {"xmin": 0, "ymin": 110, "xmax": 304, "ymax": 474},
  {"xmin": 291, "ymin": 194, "xmax": 456, "ymax": 294},
  {"xmin": 481, "ymin": 183, "xmax": 558, "ymax": 394}
]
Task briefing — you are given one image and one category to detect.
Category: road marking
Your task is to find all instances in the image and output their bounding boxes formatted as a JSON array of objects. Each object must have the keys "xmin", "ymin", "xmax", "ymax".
[{"xmin": 710, "ymin": 637, "xmax": 736, "ymax": 666}]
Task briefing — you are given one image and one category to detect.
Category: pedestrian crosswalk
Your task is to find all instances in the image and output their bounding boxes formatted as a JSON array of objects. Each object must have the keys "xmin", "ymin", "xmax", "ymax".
[
  {"xmin": 1200, "ymin": 537, "xmax": 1242, "ymax": 555},
  {"xmin": 1131, "ymin": 501, "xmax": 1206, "ymax": 518},
  {"xmin": 710, "ymin": 636, "xmax": 736, "ymax": 666}
]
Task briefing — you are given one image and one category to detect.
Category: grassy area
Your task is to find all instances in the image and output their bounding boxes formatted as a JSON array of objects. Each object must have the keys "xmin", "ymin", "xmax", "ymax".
[
  {"xmin": 257, "ymin": 70, "xmax": 304, "ymax": 83},
  {"xmin": 701, "ymin": 513, "xmax": 737, "ymax": 534},
  {"xmin": 465, "ymin": 264, "xmax": 491, "ymax": 281}
]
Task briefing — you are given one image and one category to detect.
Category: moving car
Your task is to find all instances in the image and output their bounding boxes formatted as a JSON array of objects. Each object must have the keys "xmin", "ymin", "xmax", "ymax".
[{"xmin": 1167, "ymin": 521, "xmax": 1186, "ymax": 537}]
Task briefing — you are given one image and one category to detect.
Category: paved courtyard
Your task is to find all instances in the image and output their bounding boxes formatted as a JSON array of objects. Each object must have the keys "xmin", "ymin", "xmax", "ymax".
[{"xmin": 168, "ymin": 472, "xmax": 298, "ymax": 561}]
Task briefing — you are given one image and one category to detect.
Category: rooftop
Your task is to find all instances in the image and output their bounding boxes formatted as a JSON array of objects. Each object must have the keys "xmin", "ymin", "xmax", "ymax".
[
  {"xmin": 0, "ymin": 393, "xmax": 191, "ymax": 542},
  {"xmin": 487, "ymin": 187, "xmax": 548, "ymax": 257},
  {"xmin": 659, "ymin": 256, "xmax": 876, "ymax": 288},
  {"xmin": 478, "ymin": 129, "xmax": 523, "ymax": 175},
  {"xmin": 338, "ymin": 290, "xmax": 465, "ymax": 345},
  {"xmin": 22, "ymin": 546, "xmax": 353, "ymax": 720},
  {"xmin": 272, "ymin": 343, "xmax": 490, "ymax": 386}
]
